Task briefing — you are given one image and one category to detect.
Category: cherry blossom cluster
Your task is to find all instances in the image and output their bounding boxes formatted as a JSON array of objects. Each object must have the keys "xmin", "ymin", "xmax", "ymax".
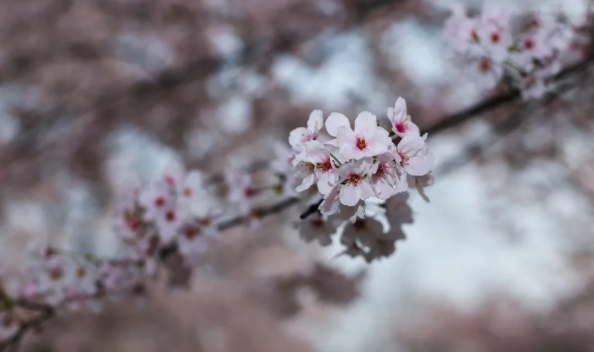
[
  {"xmin": 0, "ymin": 242, "xmax": 149, "ymax": 341},
  {"xmin": 284, "ymin": 98, "xmax": 434, "ymax": 262},
  {"xmin": 0, "ymin": 98, "xmax": 436, "ymax": 345},
  {"xmin": 0, "ymin": 164, "xmax": 225, "ymax": 342},
  {"xmin": 115, "ymin": 163, "xmax": 221, "ymax": 269},
  {"xmin": 443, "ymin": 4, "xmax": 582, "ymax": 99}
]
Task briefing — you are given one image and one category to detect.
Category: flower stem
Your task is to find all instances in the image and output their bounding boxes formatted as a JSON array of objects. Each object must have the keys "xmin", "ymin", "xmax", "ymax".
[{"xmin": 330, "ymin": 153, "xmax": 342, "ymax": 167}]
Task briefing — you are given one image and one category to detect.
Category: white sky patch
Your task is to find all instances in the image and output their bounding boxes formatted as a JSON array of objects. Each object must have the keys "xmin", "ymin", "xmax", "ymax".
[
  {"xmin": 272, "ymin": 30, "xmax": 390, "ymax": 111},
  {"xmin": 381, "ymin": 20, "xmax": 447, "ymax": 87},
  {"xmin": 207, "ymin": 27, "xmax": 244, "ymax": 62},
  {"xmin": 217, "ymin": 95, "xmax": 253, "ymax": 135},
  {"xmin": 105, "ymin": 127, "xmax": 181, "ymax": 188}
]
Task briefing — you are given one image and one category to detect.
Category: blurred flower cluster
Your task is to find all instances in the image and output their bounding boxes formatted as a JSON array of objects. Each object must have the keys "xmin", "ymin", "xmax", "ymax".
[{"xmin": 443, "ymin": 4, "xmax": 589, "ymax": 99}]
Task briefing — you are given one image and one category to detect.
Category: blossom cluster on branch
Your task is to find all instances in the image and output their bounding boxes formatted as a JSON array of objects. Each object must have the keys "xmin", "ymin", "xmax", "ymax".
[
  {"xmin": 0, "ymin": 97, "xmax": 436, "ymax": 348},
  {"xmin": 283, "ymin": 98, "xmax": 434, "ymax": 262},
  {"xmin": 443, "ymin": 4, "xmax": 589, "ymax": 99}
]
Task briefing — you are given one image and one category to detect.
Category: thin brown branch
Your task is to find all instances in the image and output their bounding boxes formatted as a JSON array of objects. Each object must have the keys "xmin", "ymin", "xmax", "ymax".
[
  {"xmin": 217, "ymin": 197, "xmax": 301, "ymax": 231},
  {"xmin": 0, "ymin": 301, "xmax": 55, "ymax": 352},
  {"xmin": 422, "ymin": 55, "xmax": 594, "ymax": 136}
]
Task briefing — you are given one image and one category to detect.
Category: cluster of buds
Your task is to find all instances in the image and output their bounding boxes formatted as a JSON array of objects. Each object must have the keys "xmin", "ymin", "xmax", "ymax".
[
  {"xmin": 443, "ymin": 4, "xmax": 583, "ymax": 99},
  {"xmin": 285, "ymin": 98, "xmax": 434, "ymax": 262}
]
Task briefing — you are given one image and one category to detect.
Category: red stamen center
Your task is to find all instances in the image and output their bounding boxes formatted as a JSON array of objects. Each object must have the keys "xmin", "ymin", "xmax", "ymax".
[
  {"xmin": 244, "ymin": 188, "xmax": 257, "ymax": 198},
  {"xmin": 165, "ymin": 176, "xmax": 175, "ymax": 186},
  {"xmin": 376, "ymin": 164, "xmax": 386, "ymax": 178},
  {"xmin": 395, "ymin": 121, "xmax": 408, "ymax": 134},
  {"xmin": 154, "ymin": 197, "xmax": 166, "ymax": 207},
  {"xmin": 356, "ymin": 136, "xmax": 367, "ymax": 151},
  {"xmin": 49, "ymin": 268, "xmax": 63, "ymax": 281},
  {"xmin": 184, "ymin": 227, "xmax": 198, "ymax": 240},
  {"xmin": 525, "ymin": 38, "xmax": 535, "ymax": 50},
  {"xmin": 165, "ymin": 210, "xmax": 176, "ymax": 222},
  {"xmin": 301, "ymin": 132, "xmax": 314, "ymax": 143},
  {"xmin": 316, "ymin": 158, "xmax": 333, "ymax": 173},
  {"xmin": 347, "ymin": 174, "xmax": 362, "ymax": 186},
  {"xmin": 479, "ymin": 58, "xmax": 491, "ymax": 73},
  {"xmin": 398, "ymin": 151, "xmax": 410, "ymax": 167},
  {"xmin": 183, "ymin": 187, "xmax": 193, "ymax": 197},
  {"xmin": 490, "ymin": 32, "xmax": 500, "ymax": 43},
  {"xmin": 76, "ymin": 267, "xmax": 87, "ymax": 278}
]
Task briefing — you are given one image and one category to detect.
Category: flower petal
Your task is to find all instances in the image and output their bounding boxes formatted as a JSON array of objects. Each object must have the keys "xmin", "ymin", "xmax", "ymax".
[
  {"xmin": 340, "ymin": 185, "xmax": 359, "ymax": 206},
  {"xmin": 406, "ymin": 150, "xmax": 434, "ymax": 176},
  {"xmin": 398, "ymin": 135, "xmax": 425, "ymax": 155},
  {"xmin": 307, "ymin": 110, "xmax": 324, "ymax": 132},
  {"xmin": 354, "ymin": 111, "xmax": 377, "ymax": 136},
  {"xmin": 325, "ymin": 113, "xmax": 350, "ymax": 137},
  {"xmin": 289, "ymin": 127, "xmax": 307, "ymax": 151},
  {"xmin": 390, "ymin": 97, "xmax": 407, "ymax": 124},
  {"xmin": 296, "ymin": 174, "xmax": 315, "ymax": 192}
]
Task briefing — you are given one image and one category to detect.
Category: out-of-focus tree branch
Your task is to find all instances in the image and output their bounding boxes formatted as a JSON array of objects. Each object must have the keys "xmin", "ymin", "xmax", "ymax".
[{"xmin": 422, "ymin": 55, "xmax": 594, "ymax": 136}]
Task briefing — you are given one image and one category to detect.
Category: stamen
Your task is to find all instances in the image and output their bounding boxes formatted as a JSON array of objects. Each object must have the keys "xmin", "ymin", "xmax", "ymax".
[
  {"xmin": 154, "ymin": 197, "xmax": 166, "ymax": 207},
  {"xmin": 316, "ymin": 158, "xmax": 333, "ymax": 172},
  {"xmin": 479, "ymin": 58, "xmax": 491, "ymax": 73},
  {"xmin": 490, "ymin": 32, "xmax": 500, "ymax": 43},
  {"xmin": 356, "ymin": 136, "xmax": 367, "ymax": 150},
  {"xmin": 165, "ymin": 210, "xmax": 176, "ymax": 222}
]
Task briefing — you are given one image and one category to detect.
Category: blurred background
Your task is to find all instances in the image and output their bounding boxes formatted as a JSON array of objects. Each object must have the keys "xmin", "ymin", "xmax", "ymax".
[{"xmin": 1, "ymin": 0, "xmax": 594, "ymax": 351}]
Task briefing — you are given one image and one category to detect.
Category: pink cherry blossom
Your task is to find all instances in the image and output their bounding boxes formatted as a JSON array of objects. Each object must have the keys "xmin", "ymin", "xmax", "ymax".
[
  {"xmin": 319, "ymin": 186, "xmax": 365, "ymax": 223},
  {"xmin": 464, "ymin": 56, "xmax": 503, "ymax": 90},
  {"xmin": 480, "ymin": 4, "xmax": 511, "ymax": 29},
  {"xmin": 225, "ymin": 169, "xmax": 257, "ymax": 215},
  {"xmin": 294, "ymin": 160, "xmax": 316, "ymax": 193},
  {"xmin": 477, "ymin": 21, "xmax": 512, "ymax": 62},
  {"xmin": 177, "ymin": 223, "xmax": 218, "ymax": 262},
  {"xmin": 336, "ymin": 112, "xmax": 392, "ymax": 160},
  {"xmin": 179, "ymin": 170, "xmax": 207, "ymax": 203},
  {"xmin": 271, "ymin": 141, "xmax": 295, "ymax": 175},
  {"xmin": 442, "ymin": 4, "xmax": 478, "ymax": 53},
  {"xmin": 288, "ymin": 110, "xmax": 324, "ymax": 152},
  {"xmin": 396, "ymin": 135, "xmax": 434, "ymax": 177},
  {"xmin": 68, "ymin": 259, "xmax": 99, "ymax": 296},
  {"xmin": 324, "ymin": 112, "xmax": 351, "ymax": 145},
  {"xmin": 295, "ymin": 141, "xmax": 340, "ymax": 195},
  {"xmin": 368, "ymin": 153, "xmax": 398, "ymax": 200},
  {"xmin": 155, "ymin": 202, "xmax": 187, "ymax": 243},
  {"xmin": 139, "ymin": 180, "xmax": 174, "ymax": 221},
  {"xmin": 35, "ymin": 256, "xmax": 70, "ymax": 305},
  {"xmin": 161, "ymin": 160, "xmax": 185, "ymax": 193},
  {"xmin": 513, "ymin": 31, "xmax": 553, "ymax": 72},
  {"xmin": 336, "ymin": 159, "xmax": 374, "ymax": 206},
  {"xmin": 387, "ymin": 97, "xmax": 420, "ymax": 138}
]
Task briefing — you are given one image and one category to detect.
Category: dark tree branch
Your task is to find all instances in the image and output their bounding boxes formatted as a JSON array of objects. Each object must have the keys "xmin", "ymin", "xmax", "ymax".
[
  {"xmin": 421, "ymin": 55, "xmax": 594, "ymax": 136},
  {"xmin": 0, "ymin": 301, "xmax": 55, "ymax": 352}
]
